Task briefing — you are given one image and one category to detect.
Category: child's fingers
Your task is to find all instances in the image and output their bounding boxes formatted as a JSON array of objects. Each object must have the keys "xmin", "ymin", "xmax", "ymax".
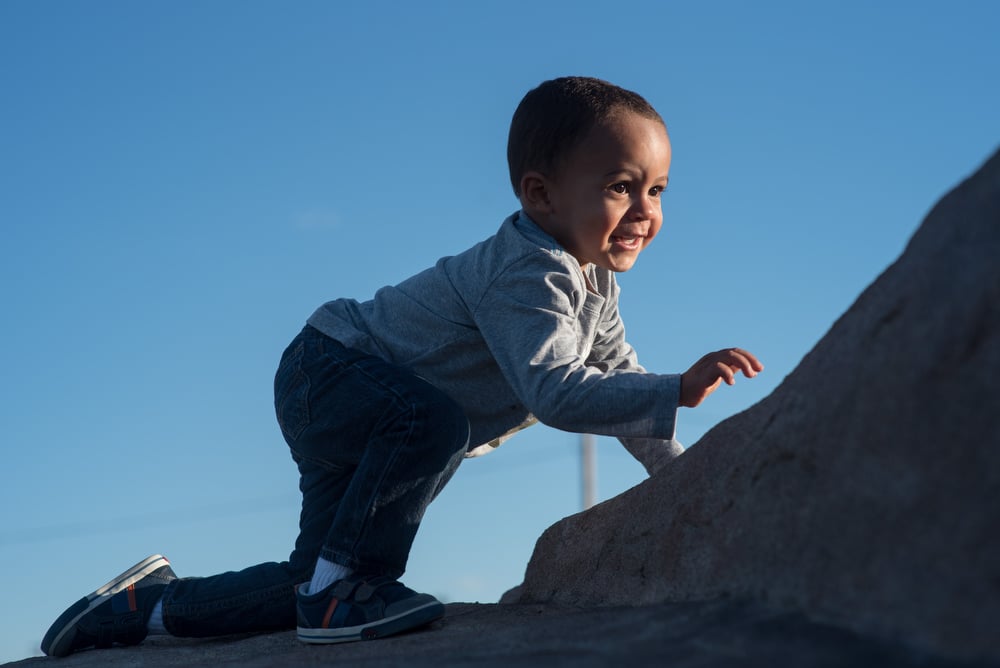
[
  {"xmin": 716, "ymin": 361, "xmax": 737, "ymax": 385},
  {"xmin": 732, "ymin": 348, "xmax": 765, "ymax": 373},
  {"xmin": 721, "ymin": 348, "xmax": 763, "ymax": 378},
  {"xmin": 683, "ymin": 348, "xmax": 762, "ymax": 407}
]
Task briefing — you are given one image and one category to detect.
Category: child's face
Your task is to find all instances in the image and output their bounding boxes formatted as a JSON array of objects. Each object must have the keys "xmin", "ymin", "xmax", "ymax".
[{"xmin": 539, "ymin": 112, "xmax": 671, "ymax": 273}]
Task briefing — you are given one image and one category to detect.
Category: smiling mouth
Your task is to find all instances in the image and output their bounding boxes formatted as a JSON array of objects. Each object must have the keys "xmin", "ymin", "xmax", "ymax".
[{"xmin": 610, "ymin": 234, "xmax": 644, "ymax": 249}]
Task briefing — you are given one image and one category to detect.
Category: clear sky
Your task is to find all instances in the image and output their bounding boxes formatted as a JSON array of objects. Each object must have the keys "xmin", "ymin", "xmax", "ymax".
[{"xmin": 1, "ymin": 1, "xmax": 997, "ymax": 662}]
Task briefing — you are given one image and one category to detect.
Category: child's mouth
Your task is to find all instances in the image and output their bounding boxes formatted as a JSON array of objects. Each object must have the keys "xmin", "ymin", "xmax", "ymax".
[{"xmin": 610, "ymin": 234, "xmax": 642, "ymax": 250}]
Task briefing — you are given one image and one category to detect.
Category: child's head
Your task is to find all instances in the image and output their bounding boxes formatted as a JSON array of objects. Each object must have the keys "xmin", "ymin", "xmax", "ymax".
[
  {"xmin": 507, "ymin": 77, "xmax": 665, "ymax": 198},
  {"xmin": 507, "ymin": 77, "xmax": 671, "ymax": 273}
]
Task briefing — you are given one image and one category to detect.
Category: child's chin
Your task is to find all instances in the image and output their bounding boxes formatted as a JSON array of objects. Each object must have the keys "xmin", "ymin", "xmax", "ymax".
[
  {"xmin": 605, "ymin": 254, "xmax": 640, "ymax": 272},
  {"xmin": 606, "ymin": 261, "xmax": 637, "ymax": 273}
]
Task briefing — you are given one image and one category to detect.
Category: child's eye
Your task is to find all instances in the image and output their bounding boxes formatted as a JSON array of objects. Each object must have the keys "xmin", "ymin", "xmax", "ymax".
[
  {"xmin": 649, "ymin": 185, "xmax": 667, "ymax": 197},
  {"xmin": 610, "ymin": 183, "xmax": 629, "ymax": 194}
]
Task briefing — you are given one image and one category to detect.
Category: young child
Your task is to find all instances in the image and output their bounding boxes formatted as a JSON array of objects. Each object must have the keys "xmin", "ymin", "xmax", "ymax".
[{"xmin": 41, "ymin": 76, "xmax": 762, "ymax": 656}]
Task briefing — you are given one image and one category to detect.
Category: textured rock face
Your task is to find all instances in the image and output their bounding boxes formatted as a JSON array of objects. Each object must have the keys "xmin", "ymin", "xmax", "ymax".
[
  {"xmin": 512, "ymin": 149, "xmax": 1000, "ymax": 661},
  {"xmin": 8, "ymin": 602, "xmax": 949, "ymax": 668}
]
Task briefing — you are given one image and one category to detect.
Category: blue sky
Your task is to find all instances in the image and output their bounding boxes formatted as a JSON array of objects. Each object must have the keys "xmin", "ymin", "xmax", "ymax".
[{"xmin": 1, "ymin": 1, "xmax": 997, "ymax": 662}]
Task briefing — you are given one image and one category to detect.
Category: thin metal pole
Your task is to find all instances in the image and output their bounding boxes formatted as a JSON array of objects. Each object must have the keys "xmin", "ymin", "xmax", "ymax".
[{"xmin": 581, "ymin": 433, "xmax": 596, "ymax": 510}]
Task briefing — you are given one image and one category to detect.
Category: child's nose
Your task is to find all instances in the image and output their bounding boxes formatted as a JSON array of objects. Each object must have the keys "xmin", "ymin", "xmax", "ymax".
[{"xmin": 629, "ymin": 194, "xmax": 656, "ymax": 219}]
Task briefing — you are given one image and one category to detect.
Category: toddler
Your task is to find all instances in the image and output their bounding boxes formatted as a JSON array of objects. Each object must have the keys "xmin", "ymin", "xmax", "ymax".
[{"xmin": 42, "ymin": 76, "xmax": 762, "ymax": 656}]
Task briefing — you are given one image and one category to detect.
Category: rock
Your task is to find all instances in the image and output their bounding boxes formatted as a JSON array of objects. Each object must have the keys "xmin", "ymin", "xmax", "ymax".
[
  {"xmin": 7, "ymin": 601, "xmax": 969, "ymax": 667},
  {"xmin": 511, "ymin": 148, "xmax": 1000, "ymax": 663}
]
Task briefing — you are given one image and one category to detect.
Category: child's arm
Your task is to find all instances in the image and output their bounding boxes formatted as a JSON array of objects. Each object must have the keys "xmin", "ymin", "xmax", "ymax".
[{"xmin": 680, "ymin": 348, "xmax": 764, "ymax": 408}]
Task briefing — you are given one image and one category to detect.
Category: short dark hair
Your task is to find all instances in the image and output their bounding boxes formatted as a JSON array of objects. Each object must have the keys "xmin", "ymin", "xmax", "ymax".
[{"xmin": 506, "ymin": 76, "xmax": 664, "ymax": 196}]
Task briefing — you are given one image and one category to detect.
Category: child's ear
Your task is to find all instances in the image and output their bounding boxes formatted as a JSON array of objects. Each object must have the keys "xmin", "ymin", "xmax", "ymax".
[{"xmin": 520, "ymin": 171, "xmax": 554, "ymax": 214}]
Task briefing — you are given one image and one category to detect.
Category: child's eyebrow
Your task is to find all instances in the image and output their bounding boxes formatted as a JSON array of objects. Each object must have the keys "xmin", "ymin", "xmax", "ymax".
[{"xmin": 602, "ymin": 167, "xmax": 671, "ymax": 184}]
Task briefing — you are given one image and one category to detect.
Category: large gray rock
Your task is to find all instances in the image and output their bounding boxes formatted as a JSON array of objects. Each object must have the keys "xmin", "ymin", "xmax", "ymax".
[
  {"xmin": 8, "ymin": 601, "xmax": 964, "ymax": 667},
  {"xmin": 511, "ymin": 148, "xmax": 1000, "ymax": 662}
]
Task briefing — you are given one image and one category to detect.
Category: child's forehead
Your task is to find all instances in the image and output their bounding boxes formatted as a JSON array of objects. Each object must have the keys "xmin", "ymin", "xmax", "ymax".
[
  {"xmin": 578, "ymin": 115, "xmax": 669, "ymax": 155},
  {"xmin": 600, "ymin": 109, "xmax": 667, "ymax": 135},
  {"xmin": 556, "ymin": 115, "xmax": 670, "ymax": 178}
]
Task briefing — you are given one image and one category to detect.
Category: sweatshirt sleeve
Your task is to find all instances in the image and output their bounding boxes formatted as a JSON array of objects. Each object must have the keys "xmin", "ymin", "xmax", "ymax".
[
  {"xmin": 472, "ymin": 253, "xmax": 680, "ymax": 440},
  {"xmin": 585, "ymin": 272, "xmax": 643, "ymax": 373},
  {"xmin": 618, "ymin": 437, "xmax": 685, "ymax": 475},
  {"xmin": 586, "ymin": 275, "xmax": 686, "ymax": 474}
]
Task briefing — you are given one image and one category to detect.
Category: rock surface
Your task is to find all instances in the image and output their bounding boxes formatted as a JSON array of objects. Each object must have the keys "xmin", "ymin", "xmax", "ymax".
[
  {"xmin": 511, "ymin": 148, "xmax": 1000, "ymax": 663},
  {"xmin": 6, "ymin": 601, "xmax": 975, "ymax": 667}
]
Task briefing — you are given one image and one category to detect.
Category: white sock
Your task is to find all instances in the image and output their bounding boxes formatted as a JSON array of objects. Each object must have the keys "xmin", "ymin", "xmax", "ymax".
[
  {"xmin": 307, "ymin": 557, "xmax": 353, "ymax": 595},
  {"xmin": 146, "ymin": 597, "xmax": 168, "ymax": 635}
]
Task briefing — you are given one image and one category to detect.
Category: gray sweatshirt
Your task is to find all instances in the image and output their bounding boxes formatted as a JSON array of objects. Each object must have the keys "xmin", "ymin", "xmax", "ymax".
[{"xmin": 307, "ymin": 211, "xmax": 683, "ymax": 474}]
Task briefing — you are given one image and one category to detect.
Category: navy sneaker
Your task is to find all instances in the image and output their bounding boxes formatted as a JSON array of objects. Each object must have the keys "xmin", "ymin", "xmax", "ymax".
[
  {"xmin": 41, "ymin": 554, "xmax": 176, "ymax": 657},
  {"xmin": 296, "ymin": 574, "xmax": 444, "ymax": 643}
]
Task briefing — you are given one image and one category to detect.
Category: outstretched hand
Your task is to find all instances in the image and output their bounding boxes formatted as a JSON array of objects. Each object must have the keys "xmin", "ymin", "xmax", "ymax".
[{"xmin": 680, "ymin": 348, "xmax": 763, "ymax": 408}]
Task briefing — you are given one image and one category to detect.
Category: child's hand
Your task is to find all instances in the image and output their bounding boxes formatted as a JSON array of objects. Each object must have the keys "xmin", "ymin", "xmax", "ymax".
[{"xmin": 680, "ymin": 348, "xmax": 763, "ymax": 408}]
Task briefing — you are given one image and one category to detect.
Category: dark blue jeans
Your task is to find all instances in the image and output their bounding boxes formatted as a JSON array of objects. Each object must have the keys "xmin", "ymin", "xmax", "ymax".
[{"xmin": 160, "ymin": 325, "xmax": 470, "ymax": 637}]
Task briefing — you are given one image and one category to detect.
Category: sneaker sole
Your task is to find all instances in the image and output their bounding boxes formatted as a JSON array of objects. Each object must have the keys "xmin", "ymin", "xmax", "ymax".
[
  {"xmin": 297, "ymin": 599, "xmax": 444, "ymax": 644},
  {"xmin": 41, "ymin": 554, "xmax": 170, "ymax": 657}
]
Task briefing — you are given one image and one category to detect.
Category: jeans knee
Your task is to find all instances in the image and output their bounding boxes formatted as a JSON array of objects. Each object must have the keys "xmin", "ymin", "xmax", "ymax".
[
  {"xmin": 410, "ymin": 385, "xmax": 469, "ymax": 455},
  {"xmin": 442, "ymin": 398, "xmax": 470, "ymax": 454}
]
